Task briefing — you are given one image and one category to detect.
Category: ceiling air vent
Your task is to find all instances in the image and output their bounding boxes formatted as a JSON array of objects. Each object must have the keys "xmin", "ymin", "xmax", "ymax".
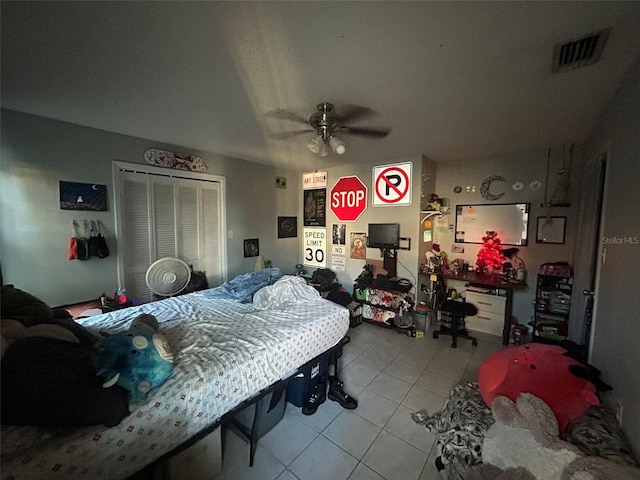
[{"xmin": 552, "ymin": 28, "xmax": 610, "ymax": 73}]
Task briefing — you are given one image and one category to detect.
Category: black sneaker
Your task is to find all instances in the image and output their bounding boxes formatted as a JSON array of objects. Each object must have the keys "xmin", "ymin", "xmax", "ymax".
[
  {"xmin": 327, "ymin": 376, "xmax": 358, "ymax": 409},
  {"xmin": 301, "ymin": 377, "xmax": 327, "ymax": 415}
]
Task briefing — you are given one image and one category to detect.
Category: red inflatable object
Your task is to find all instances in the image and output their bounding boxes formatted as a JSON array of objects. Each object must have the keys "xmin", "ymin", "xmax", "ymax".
[{"xmin": 478, "ymin": 344, "xmax": 600, "ymax": 432}]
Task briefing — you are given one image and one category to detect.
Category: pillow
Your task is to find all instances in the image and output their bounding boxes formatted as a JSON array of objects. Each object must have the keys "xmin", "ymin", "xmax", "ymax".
[{"xmin": 1, "ymin": 337, "xmax": 130, "ymax": 427}]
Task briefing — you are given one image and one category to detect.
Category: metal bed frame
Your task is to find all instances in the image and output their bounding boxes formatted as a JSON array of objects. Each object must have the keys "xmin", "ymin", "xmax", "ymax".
[{"xmin": 129, "ymin": 335, "xmax": 350, "ymax": 478}]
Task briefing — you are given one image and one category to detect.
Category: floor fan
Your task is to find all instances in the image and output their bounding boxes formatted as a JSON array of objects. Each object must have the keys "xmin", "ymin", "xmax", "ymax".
[{"xmin": 145, "ymin": 257, "xmax": 192, "ymax": 298}]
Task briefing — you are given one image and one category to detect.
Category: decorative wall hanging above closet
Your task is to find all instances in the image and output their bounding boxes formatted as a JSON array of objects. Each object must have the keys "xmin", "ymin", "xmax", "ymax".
[{"xmin": 144, "ymin": 149, "xmax": 208, "ymax": 172}]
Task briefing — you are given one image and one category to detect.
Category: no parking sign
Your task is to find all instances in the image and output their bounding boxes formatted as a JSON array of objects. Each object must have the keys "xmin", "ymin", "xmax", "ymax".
[{"xmin": 372, "ymin": 162, "xmax": 412, "ymax": 206}]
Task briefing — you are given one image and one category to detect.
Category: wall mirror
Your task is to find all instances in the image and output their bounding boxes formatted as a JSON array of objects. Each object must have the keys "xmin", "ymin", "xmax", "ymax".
[{"xmin": 455, "ymin": 203, "xmax": 530, "ymax": 246}]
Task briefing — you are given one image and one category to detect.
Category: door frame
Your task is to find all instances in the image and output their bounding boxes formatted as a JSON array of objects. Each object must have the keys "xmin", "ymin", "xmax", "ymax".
[{"xmin": 585, "ymin": 148, "xmax": 609, "ymax": 363}]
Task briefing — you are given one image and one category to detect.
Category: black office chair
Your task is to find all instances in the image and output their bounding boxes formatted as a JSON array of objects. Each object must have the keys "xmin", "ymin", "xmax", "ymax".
[{"xmin": 433, "ymin": 299, "xmax": 478, "ymax": 348}]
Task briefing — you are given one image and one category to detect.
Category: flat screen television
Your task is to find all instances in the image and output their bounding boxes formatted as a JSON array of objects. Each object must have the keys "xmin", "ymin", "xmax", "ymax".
[{"xmin": 368, "ymin": 223, "xmax": 400, "ymax": 249}]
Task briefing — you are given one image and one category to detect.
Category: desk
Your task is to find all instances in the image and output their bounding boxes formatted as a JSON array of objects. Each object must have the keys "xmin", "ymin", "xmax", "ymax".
[{"xmin": 442, "ymin": 271, "xmax": 526, "ymax": 345}]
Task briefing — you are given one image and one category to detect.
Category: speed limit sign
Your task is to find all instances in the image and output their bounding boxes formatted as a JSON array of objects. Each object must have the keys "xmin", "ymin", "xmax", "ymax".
[{"xmin": 303, "ymin": 228, "xmax": 327, "ymax": 268}]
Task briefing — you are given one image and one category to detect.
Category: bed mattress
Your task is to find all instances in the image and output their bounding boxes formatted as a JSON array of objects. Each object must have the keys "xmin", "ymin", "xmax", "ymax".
[{"xmin": 1, "ymin": 290, "xmax": 349, "ymax": 479}]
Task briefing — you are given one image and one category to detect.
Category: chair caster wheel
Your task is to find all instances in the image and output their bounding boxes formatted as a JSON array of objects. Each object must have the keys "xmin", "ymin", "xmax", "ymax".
[
  {"xmin": 472, "ymin": 340, "xmax": 478, "ymax": 346},
  {"xmin": 433, "ymin": 332, "xmax": 439, "ymax": 339}
]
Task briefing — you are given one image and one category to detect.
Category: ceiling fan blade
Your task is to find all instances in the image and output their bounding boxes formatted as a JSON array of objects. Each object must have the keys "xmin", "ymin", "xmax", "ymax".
[
  {"xmin": 336, "ymin": 104, "xmax": 376, "ymax": 123},
  {"xmin": 265, "ymin": 109, "xmax": 309, "ymax": 125},
  {"xmin": 337, "ymin": 126, "xmax": 390, "ymax": 138},
  {"xmin": 271, "ymin": 129, "xmax": 315, "ymax": 140}
]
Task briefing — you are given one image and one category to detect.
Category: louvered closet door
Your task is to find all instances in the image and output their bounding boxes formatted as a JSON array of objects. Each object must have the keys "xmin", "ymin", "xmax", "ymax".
[{"xmin": 118, "ymin": 168, "xmax": 224, "ymax": 304}]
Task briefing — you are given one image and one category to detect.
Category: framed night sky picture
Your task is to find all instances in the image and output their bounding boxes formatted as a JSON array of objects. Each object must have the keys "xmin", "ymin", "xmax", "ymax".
[{"xmin": 59, "ymin": 181, "xmax": 107, "ymax": 211}]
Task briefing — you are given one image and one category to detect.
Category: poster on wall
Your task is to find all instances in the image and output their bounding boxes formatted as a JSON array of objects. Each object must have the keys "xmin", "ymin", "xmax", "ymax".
[
  {"xmin": 303, "ymin": 189, "xmax": 326, "ymax": 227},
  {"xmin": 331, "ymin": 245, "xmax": 346, "ymax": 271},
  {"xmin": 303, "ymin": 227, "xmax": 327, "ymax": 268},
  {"xmin": 350, "ymin": 232, "xmax": 366, "ymax": 259},
  {"xmin": 59, "ymin": 181, "xmax": 108, "ymax": 211},
  {"xmin": 332, "ymin": 224, "xmax": 346, "ymax": 245}
]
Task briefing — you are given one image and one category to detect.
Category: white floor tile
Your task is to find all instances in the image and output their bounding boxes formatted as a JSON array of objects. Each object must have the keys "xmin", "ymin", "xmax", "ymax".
[
  {"xmin": 356, "ymin": 346, "xmax": 398, "ymax": 371},
  {"xmin": 215, "ymin": 444, "xmax": 285, "ymax": 480},
  {"xmin": 395, "ymin": 343, "xmax": 438, "ymax": 364},
  {"xmin": 419, "ymin": 455, "xmax": 444, "ymax": 480},
  {"xmin": 384, "ymin": 405, "xmax": 436, "ymax": 453},
  {"xmin": 340, "ymin": 360, "xmax": 382, "ymax": 387},
  {"xmin": 383, "ymin": 357, "xmax": 427, "ymax": 383},
  {"xmin": 415, "ymin": 370, "xmax": 460, "ymax": 397},
  {"xmin": 361, "ymin": 430, "xmax": 428, "ymax": 480},
  {"xmin": 260, "ymin": 414, "xmax": 319, "ymax": 465},
  {"xmin": 289, "ymin": 397, "xmax": 343, "ymax": 433},
  {"xmin": 323, "ymin": 410, "xmax": 382, "ymax": 459},
  {"xmin": 213, "ymin": 319, "xmax": 485, "ymax": 480},
  {"xmin": 289, "ymin": 435, "xmax": 358, "ymax": 480},
  {"xmin": 347, "ymin": 462, "xmax": 386, "ymax": 480},
  {"xmin": 367, "ymin": 372, "xmax": 412, "ymax": 403},
  {"xmin": 351, "ymin": 388, "xmax": 399, "ymax": 427},
  {"xmin": 402, "ymin": 385, "xmax": 447, "ymax": 416},
  {"xmin": 432, "ymin": 346, "xmax": 473, "ymax": 367},
  {"xmin": 426, "ymin": 358, "xmax": 468, "ymax": 381},
  {"xmin": 276, "ymin": 470, "xmax": 300, "ymax": 480}
]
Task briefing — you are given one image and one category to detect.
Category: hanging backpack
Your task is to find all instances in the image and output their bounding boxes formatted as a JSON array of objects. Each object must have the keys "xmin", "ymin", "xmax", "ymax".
[
  {"xmin": 88, "ymin": 220, "xmax": 99, "ymax": 257},
  {"xmin": 76, "ymin": 220, "xmax": 90, "ymax": 261},
  {"xmin": 68, "ymin": 221, "xmax": 79, "ymax": 260},
  {"xmin": 95, "ymin": 220, "xmax": 110, "ymax": 258}
]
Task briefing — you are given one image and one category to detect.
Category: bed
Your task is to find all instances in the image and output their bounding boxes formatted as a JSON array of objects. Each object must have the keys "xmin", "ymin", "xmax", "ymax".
[{"xmin": 1, "ymin": 273, "xmax": 350, "ymax": 480}]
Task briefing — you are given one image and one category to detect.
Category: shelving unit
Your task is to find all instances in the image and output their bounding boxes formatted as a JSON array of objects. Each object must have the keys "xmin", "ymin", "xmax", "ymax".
[
  {"xmin": 533, "ymin": 265, "xmax": 572, "ymax": 343},
  {"xmin": 353, "ymin": 282, "xmax": 414, "ymax": 333}
]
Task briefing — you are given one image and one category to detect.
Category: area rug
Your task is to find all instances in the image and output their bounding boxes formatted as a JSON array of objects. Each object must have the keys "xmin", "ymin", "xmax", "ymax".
[{"xmin": 411, "ymin": 382, "xmax": 494, "ymax": 480}]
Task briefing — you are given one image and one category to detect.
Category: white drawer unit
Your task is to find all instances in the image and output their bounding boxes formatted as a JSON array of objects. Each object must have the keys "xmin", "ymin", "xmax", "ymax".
[{"xmin": 465, "ymin": 291, "xmax": 506, "ymax": 337}]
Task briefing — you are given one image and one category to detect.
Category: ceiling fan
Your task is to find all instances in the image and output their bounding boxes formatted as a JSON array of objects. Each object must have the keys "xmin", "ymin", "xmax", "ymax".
[{"xmin": 267, "ymin": 102, "xmax": 391, "ymax": 156}]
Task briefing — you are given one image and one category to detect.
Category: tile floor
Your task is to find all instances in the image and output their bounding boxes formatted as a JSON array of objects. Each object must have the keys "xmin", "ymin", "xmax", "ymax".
[{"xmin": 213, "ymin": 322, "xmax": 505, "ymax": 480}]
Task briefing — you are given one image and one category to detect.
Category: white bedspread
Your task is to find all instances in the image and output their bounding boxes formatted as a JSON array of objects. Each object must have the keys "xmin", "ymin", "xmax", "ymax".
[{"xmin": 1, "ymin": 290, "xmax": 349, "ymax": 480}]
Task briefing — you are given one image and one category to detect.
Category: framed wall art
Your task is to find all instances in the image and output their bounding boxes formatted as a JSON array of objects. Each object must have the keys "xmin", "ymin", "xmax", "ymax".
[
  {"xmin": 59, "ymin": 181, "xmax": 108, "ymax": 211},
  {"xmin": 277, "ymin": 216, "xmax": 297, "ymax": 238},
  {"xmin": 243, "ymin": 238, "xmax": 260, "ymax": 257},
  {"xmin": 536, "ymin": 216, "xmax": 566, "ymax": 244}
]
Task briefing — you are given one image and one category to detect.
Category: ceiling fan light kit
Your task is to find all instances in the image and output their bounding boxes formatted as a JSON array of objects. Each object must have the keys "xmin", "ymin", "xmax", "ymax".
[
  {"xmin": 307, "ymin": 136, "xmax": 323, "ymax": 154},
  {"xmin": 329, "ymin": 136, "xmax": 346, "ymax": 155},
  {"xmin": 272, "ymin": 102, "xmax": 390, "ymax": 156}
]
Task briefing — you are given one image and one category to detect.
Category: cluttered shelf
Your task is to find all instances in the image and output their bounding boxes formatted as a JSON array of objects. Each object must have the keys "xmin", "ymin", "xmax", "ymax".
[{"xmin": 352, "ymin": 280, "xmax": 415, "ymax": 334}]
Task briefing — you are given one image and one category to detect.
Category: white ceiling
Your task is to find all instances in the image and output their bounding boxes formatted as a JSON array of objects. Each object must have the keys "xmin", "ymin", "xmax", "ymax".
[{"xmin": 2, "ymin": 2, "xmax": 640, "ymax": 171}]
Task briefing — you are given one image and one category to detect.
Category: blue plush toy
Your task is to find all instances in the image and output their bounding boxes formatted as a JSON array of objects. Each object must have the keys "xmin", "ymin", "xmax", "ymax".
[{"xmin": 94, "ymin": 314, "xmax": 174, "ymax": 402}]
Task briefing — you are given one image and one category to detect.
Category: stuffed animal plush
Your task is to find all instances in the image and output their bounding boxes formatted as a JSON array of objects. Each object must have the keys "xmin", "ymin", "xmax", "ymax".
[
  {"xmin": 94, "ymin": 314, "xmax": 174, "ymax": 402},
  {"xmin": 469, "ymin": 393, "xmax": 640, "ymax": 480}
]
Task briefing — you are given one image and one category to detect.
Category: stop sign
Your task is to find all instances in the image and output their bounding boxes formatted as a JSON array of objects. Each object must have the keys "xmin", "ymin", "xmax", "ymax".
[{"xmin": 330, "ymin": 176, "xmax": 367, "ymax": 221}]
